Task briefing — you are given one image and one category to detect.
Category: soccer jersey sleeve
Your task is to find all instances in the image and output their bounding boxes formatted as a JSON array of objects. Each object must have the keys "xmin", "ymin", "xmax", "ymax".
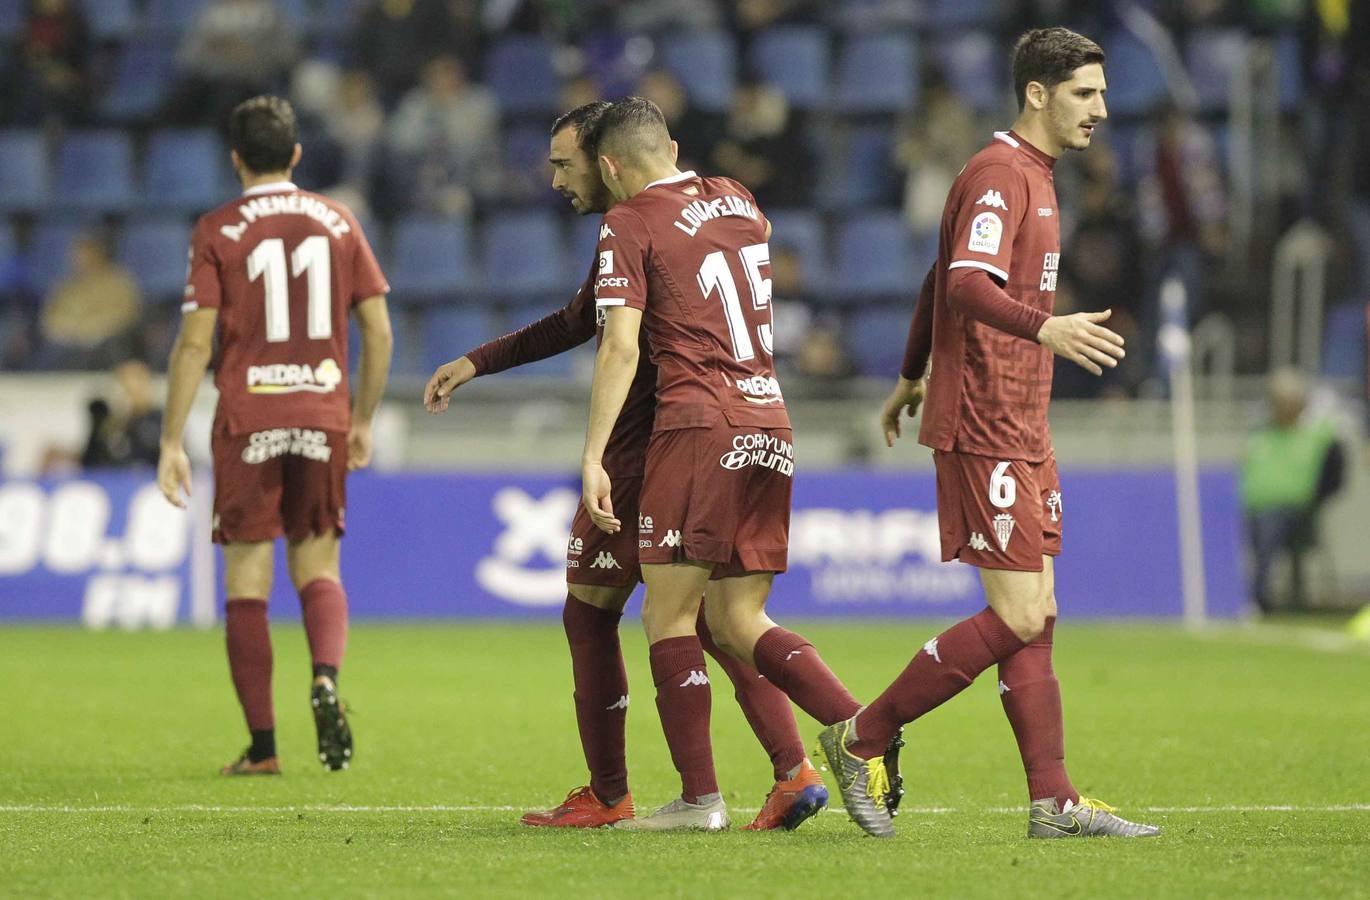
[
  {"xmin": 593, "ymin": 208, "xmax": 650, "ymax": 313},
  {"xmin": 349, "ymin": 218, "xmax": 389, "ymax": 303},
  {"xmin": 947, "ymin": 163, "xmax": 1027, "ymax": 284},
  {"xmin": 181, "ymin": 218, "xmax": 221, "ymax": 313}
]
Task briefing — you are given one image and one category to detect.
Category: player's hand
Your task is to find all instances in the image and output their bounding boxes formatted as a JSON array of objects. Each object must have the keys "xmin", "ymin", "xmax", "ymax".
[
  {"xmin": 582, "ymin": 460, "xmax": 620, "ymax": 534},
  {"xmin": 880, "ymin": 375, "xmax": 927, "ymax": 447},
  {"xmin": 423, "ymin": 356, "xmax": 477, "ymax": 413},
  {"xmin": 347, "ymin": 421, "xmax": 373, "ymax": 471},
  {"xmin": 157, "ymin": 444, "xmax": 192, "ymax": 509},
  {"xmin": 1036, "ymin": 309, "xmax": 1125, "ymax": 376}
]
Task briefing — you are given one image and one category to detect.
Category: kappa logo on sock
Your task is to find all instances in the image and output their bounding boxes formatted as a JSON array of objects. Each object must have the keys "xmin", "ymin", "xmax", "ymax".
[
  {"xmin": 998, "ymin": 680, "xmax": 1011, "ymax": 695},
  {"xmin": 679, "ymin": 670, "xmax": 710, "ymax": 688},
  {"xmin": 605, "ymin": 695, "xmax": 629, "ymax": 710},
  {"xmin": 923, "ymin": 637, "xmax": 942, "ymax": 663},
  {"xmin": 785, "ymin": 650, "xmax": 803, "ymax": 661}
]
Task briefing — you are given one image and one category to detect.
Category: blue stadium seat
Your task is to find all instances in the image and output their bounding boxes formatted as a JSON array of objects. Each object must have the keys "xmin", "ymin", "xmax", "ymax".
[
  {"xmin": 482, "ymin": 211, "xmax": 567, "ymax": 296},
  {"xmin": 0, "ymin": 130, "xmax": 48, "ymax": 213},
  {"xmin": 314, "ymin": 0, "xmax": 368, "ymax": 33},
  {"xmin": 386, "ymin": 308, "xmax": 426, "ymax": 377},
  {"xmin": 87, "ymin": 0, "xmax": 139, "ymax": 40},
  {"xmin": 1275, "ymin": 35, "xmax": 1301, "ymax": 112},
  {"xmin": 118, "ymin": 219, "xmax": 192, "ymax": 299},
  {"xmin": 422, "ymin": 308, "xmax": 497, "ymax": 375},
  {"xmin": 661, "ymin": 30, "xmax": 737, "ymax": 112},
  {"xmin": 502, "ymin": 304, "xmax": 579, "ymax": 377},
  {"xmin": 145, "ymin": 0, "xmax": 210, "ymax": 34},
  {"xmin": 848, "ymin": 306, "xmax": 916, "ymax": 376},
  {"xmin": 388, "ymin": 216, "xmax": 477, "ymax": 303},
  {"xmin": 570, "ymin": 217, "xmax": 603, "ymax": 271},
  {"xmin": 934, "ymin": 31, "xmax": 1004, "ymax": 112},
  {"xmin": 27, "ymin": 220, "xmax": 86, "ymax": 294},
  {"xmin": 53, "ymin": 131, "xmax": 136, "ymax": 212},
  {"xmin": 765, "ymin": 209, "xmax": 827, "ymax": 290},
  {"xmin": 833, "ymin": 34, "xmax": 918, "ymax": 114},
  {"xmin": 1101, "ymin": 30, "xmax": 1169, "ymax": 116},
  {"xmin": 99, "ymin": 41, "xmax": 178, "ymax": 122},
  {"xmin": 485, "ymin": 36, "xmax": 560, "ymax": 115},
  {"xmin": 749, "ymin": 26, "xmax": 829, "ymax": 110},
  {"xmin": 1185, "ymin": 29, "xmax": 1247, "ymax": 113},
  {"xmin": 821, "ymin": 124, "xmax": 897, "ymax": 209},
  {"xmin": 273, "ymin": 0, "xmax": 310, "ymax": 32},
  {"xmin": 1321, "ymin": 302, "xmax": 1365, "ymax": 382},
  {"xmin": 0, "ymin": 0, "xmax": 20, "ymax": 40},
  {"xmin": 926, "ymin": 0, "xmax": 1000, "ymax": 29},
  {"xmin": 832, "ymin": 213, "xmax": 914, "ymax": 300},
  {"xmin": 143, "ymin": 129, "xmax": 229, "ymax": 213}
]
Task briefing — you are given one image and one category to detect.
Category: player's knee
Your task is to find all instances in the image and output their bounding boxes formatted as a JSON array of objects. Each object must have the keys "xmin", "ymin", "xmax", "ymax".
[{"xmin": 998, "ymin": 604, "xmax": 1048, "ymax": 643}]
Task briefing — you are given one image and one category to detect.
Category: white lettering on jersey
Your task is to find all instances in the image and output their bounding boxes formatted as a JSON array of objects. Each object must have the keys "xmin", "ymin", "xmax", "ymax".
[
  {"xmin": 235, "ymin": 193, "xmax": 351, "ymax": 239},
  {"xmin": 975, "ymin": 189, "xmax": 1008, "ymax": 211},
  {"xmin": 245, "ymin": 358, "xmax": 343, "ymax": 394},
  {"xmin": 968, "ymin": 212, "xmax": 1003, "ymax": 255},
  {"xmin": 220, "ymin": 223, "xmax": 248, "ymax": 242},
  {"xmin": 1039, "ymin": 252, "xmax": 1060, "ymax": 292},
  {"xmin": 673, "ymin": 195, "xmax": 759, "ymax": 238}
]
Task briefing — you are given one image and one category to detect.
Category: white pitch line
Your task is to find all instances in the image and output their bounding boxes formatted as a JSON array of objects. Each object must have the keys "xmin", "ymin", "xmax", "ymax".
[{"xmin": 1, "ymin": 804, "xmax": 1366, "ymax": 815}]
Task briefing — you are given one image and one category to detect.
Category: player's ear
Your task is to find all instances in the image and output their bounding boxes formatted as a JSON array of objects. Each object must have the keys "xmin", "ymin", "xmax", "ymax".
[
  {"xmin": 1026, "ymin": 81, "xmax": 1049, "ymax": 111},
  {"xmin": 669, "ymin": 140, "xmax": 679, "ymax": 164},
  {"xmin": 289, "ymin": 143, "xmax": 303, "ymax": 169}
]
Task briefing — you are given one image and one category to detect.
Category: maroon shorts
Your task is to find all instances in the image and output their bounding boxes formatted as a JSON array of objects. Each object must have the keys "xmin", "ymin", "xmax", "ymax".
[
  {"xmin": 566, "ymin": 475, "xmax": 643, "ymax": 588},
  {"xmin": 934, "ymin": 450, "xmax": 1063, "ymax": 572},
  {"xmin": 637, "ymin": 425, "xmax": 793, "ymax": 578},
  {"xmin": 211, "ymin": 427, "xmax": 347, "ymax": 544}
]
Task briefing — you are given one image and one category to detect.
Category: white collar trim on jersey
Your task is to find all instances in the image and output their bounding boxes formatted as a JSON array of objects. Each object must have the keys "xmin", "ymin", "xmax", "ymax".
[
  {"xmin": 242, "ymin": 181, "xmax": 298, "ymax": 196},
  {"xmin": 993, "ymin": 131, "xmax": 1020, "ymax": 148},
  {"xmin": 644, "ymin": 170, "xmax": 697, "ymax": 191}
]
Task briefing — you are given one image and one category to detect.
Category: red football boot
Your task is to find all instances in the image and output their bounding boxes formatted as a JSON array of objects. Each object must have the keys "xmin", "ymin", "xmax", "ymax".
[
  {"xmin": 520, "ymin": 786, "xmax": 634, "ymax": 828},
  {"xmin": 744, "ymin": 758, "xmax": 829, "ymax": 831}
]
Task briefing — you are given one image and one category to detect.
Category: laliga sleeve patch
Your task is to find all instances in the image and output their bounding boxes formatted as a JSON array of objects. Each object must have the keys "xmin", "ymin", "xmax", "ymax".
[
  {"xmin": 598, "ymin": 250, "xmax": 614, "ymax": 274},
  {"xmin": 967, "ymin": 212, "xmax": 1003, "ymax": 255}
]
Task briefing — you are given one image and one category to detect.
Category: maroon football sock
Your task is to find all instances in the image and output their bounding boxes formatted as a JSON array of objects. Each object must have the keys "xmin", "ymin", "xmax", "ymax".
[
  {"xmin": 696, "ymin": 609, "xmax": 804, "ymax": 781},
  {"xmin": 562, "ymin": 595, "xmax": 630, "ymax": 803},
  {"xmin": 649, "ymin": 635, "xmax": 718, "ymax": 802},
  {"xmin": 225, "ymin": 599, "xmax": 273, "ymax": 732},
  {"xmin": 751, "ymin": 627, "xmax": 862, "ymax": 727},
  {"xmin": 998, "ymin": 616, "xmax": 1078, "ymax": 806},
  {"xmin": 850, "ymin": 607, "xmax": 1026, "ymax": 758},
  {"xmin": 299, "ymin": 578, "xmax": 348, "ymax": 672}
]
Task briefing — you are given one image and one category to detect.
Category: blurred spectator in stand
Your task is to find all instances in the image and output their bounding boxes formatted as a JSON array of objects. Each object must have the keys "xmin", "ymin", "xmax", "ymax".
[
  {"xmin": 383, "ymin": 55, "xmax": 501, "ymax": 217},
  {"xmin": 350, "ymin": 0, "xmax": 474, "ymax": 107},
  {"xmin": 163, "ymin": 0, "xmax": 299, "ymax": 128},
  {"xmin": 0, "ymin": 0, "xmax": 92, "ymax": 126},
  {"xmin": 731, "ymin": 0, "xmax": 820, "ymax": 36},
  {"xmin": 712, "ymin": 77, "xmax": 812, "ymax": 208},
  {"xmin": 769, "ymin": 243, "xmax": 813, "ymax": 373},
  {"xmin": 607, "ymin": 0, "xmax": 722, "ymax": 32},
  {"xmin": 81, "ymin": 359, "xmax": 162, "ymax": 469},
  {"xmin": 38, "ymin": 234, "xmax": 142, "ymax": 370},
  {"xmin": 636, "ymin": 68, "xmax": 722, "ymax": 175},
  {"xmin": 894, "ymin": 68, "xmax": 983, "ymax": 237},
  {"xmin": 1240, "ymin": 368, "xmax": 1345, "ymax": 614}
]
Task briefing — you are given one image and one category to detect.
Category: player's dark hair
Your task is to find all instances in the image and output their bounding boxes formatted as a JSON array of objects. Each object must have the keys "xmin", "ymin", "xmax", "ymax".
[
  {"xmin": 229, "ymin": 95, "xmax": 298, "ymax": 174},
  {"xmin": 589, "ymin": 97, "xmax": 672, "ymax": 160},
  {"xmin": 551, "ymin": 101, "xmax": 613, "ymax": 156},
  {"xmin": 1011, "ymin": 28, "xmax": 1105, "ymax": 112}
]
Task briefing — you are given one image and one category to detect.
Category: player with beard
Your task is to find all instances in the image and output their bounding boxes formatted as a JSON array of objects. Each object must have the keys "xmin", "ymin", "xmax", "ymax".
[
  {"xmin": 424, "ymin": 103, "xmax": 855, "ymax": 831},
  {"xmin": 820, "ymin": 28, "xmax": 1161, "ymax": 839}
]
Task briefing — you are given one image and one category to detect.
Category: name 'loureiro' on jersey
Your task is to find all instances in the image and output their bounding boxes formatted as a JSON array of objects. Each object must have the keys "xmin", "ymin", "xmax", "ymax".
[
  {"xmin": 592, "ymin": 171, "xmax": 787, "ymax": 432},
  {"xmin": 183, "ymin": 182, "xmax": 389, "ymax": 436}
]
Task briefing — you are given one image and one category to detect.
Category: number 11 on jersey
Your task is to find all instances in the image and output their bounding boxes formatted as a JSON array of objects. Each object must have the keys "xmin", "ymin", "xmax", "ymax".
[{"xmin": 247, "ymin": 235, "xmax": 333, "ymax": 343}]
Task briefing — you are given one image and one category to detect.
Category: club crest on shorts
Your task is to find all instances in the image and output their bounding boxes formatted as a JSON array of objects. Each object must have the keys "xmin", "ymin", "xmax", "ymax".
[{"xmin": 993, "ymin": 513, "xmax": 1016, "ymax": 552}]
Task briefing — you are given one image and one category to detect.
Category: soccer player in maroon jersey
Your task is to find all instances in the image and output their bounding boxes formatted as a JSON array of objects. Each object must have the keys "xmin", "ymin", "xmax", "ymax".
[
  {"xmin": 822, "ymin": 28, "xmax": 1161, "ymax": 838},
  {"xmin": 157, "ymin": 96, "xmax": 393, "ymax": 776},
  {"xmin": 424, "ymin": 103, "xmax": 831, "ymax": 831},
  {"xmin": 581, "ymin": 98, "xmax": 879, "ymax": 832}
]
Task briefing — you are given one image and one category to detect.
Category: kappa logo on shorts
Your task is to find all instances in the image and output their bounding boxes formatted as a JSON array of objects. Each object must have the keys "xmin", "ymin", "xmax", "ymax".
[
  {"xmin": 658, "ymin": 530, "xmax": 683, "ymax": 548},
  {"xmin": 589, "ymin": 551, "xmax": 621, "ymax": 570},
  {"xmin": 993, "ymin": 513, "xmax": 1016, "ymax": 552},
  {"xmin": 968, "ymin": 532, "xmax": 991, "ymax": 552},
  {"xmin": 1046, "ymin": 490, "xmax": 1062, "ymax": 523}
]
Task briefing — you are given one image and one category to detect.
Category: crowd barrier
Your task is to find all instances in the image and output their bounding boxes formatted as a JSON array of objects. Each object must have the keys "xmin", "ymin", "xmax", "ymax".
[{"xmin": 0, "ymin": 468, "xmax": 1247, "ymax": 625}]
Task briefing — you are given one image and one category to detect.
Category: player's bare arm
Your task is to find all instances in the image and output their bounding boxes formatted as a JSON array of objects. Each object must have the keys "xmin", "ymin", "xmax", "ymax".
[
  {"xmin": 423, "ymin": 355, "xmax": 477, "ymax": 414},
  {"xmin": 581, "ymin": 306, "xmax": 642, "ymax": 534},
  {"xmin": 157, "ymin": 308, "xmax": 218, "ymax": 508},
  {"xmin": 1035, "ymin": 308, "xmax": 1125, "ymax": 376},
  {"xmin": 880, "ymin": 376, "xmax": 928, "ymax": 448},
  {"xmin": 349, "ymin": 294, "xmax": 392, "ymax": 471}
]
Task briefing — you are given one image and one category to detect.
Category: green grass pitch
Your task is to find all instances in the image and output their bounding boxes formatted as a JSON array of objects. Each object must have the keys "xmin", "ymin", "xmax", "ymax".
[{"xmin": 1, "ymin": 621, "xmax": 1367, "ymax": 898}]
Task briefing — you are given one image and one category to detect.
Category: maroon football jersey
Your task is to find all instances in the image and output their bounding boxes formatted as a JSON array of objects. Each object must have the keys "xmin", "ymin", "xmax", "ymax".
[
  {"xmin": 466, "ymin": 256, "xmax": 657, "ymax": 478},
  {"xmin": 920, "ymin": 132, "xmax": 1062, "ymax": 461},
  {"xmin": 183, "ymin": 182, "xmax": 389, "ymax": 435},
  {"xmin": 593, "ymin": 172, "xmax": 787, "ymax": 431}
]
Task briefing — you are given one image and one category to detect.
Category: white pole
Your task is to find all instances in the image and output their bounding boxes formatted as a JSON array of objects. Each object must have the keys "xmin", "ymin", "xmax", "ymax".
[
  {"xmin": 189, "ymin": 474, "xmax": 217, "ymax": 629},
  {"xmin": 1159, "ymin": 277, "xmax": 1208, "ymax": 629}
]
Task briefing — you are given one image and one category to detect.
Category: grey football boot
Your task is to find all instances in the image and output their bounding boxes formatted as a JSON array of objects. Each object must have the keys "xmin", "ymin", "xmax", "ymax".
[
  {"xmin": 816, "ymin": 718, "xmax": 896, "ymax": 838},
  {"xmin": 1028, "ymin": 797, "xmax": 1161, "ymax": 838},
  {"xmin": 613, "ymin": 796, "xmax": 729, "ymax": 832}
]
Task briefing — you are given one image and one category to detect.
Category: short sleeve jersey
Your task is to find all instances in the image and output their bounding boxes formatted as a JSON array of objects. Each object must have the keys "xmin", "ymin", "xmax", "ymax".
[
  {"xmin": 593, "ymin": 172, "xmax": 787, "ymax": 432},
  {"xmin": 184, "ymin": 183, "xmax": 389, "ymax": 435},
  {"xmin": 919, "ymin": 132, "xmax": 1062, "ymax": 461}
]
